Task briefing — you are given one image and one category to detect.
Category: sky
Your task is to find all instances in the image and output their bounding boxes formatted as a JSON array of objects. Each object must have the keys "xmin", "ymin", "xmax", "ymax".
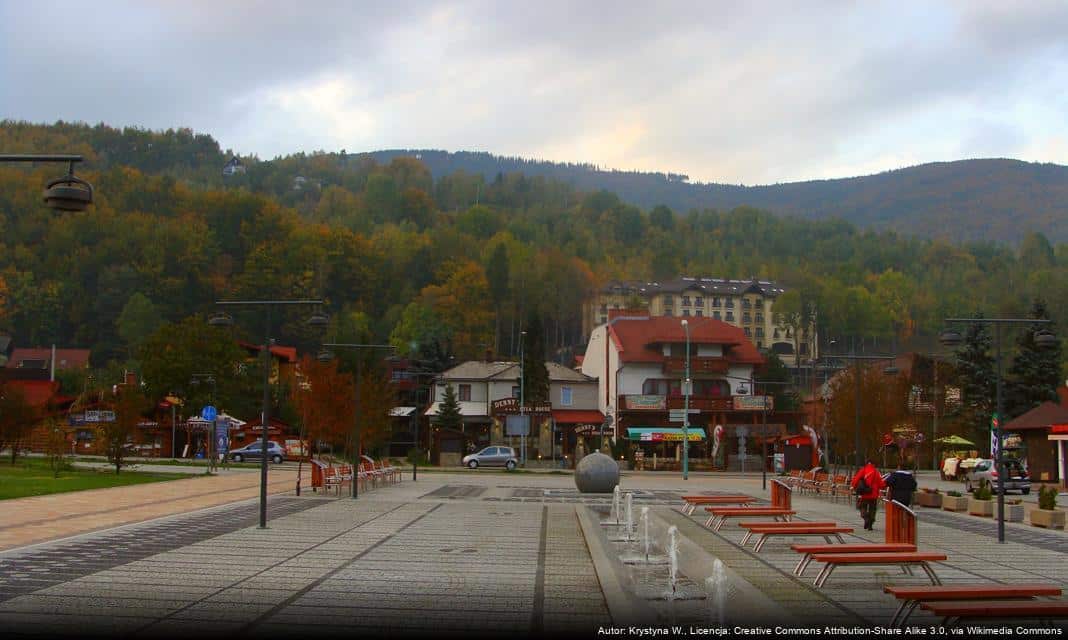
[{"xmin": 2, "ymin": 1, "xmax": 1067, "ymax": 185}]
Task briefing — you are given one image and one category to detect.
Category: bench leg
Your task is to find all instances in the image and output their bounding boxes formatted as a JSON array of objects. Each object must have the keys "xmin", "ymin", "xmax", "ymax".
[
  {"xmin": 813, "ymin": 563, "xmax": 836, "ymax": 588},
  {"xmin": 793, "ymin": 554, "xmax": 811, "ymax": 576},
  {"xmin": 740, "ymin": 531, "xmax": 754, "ymax": 546},
  {"xmin": 754, "ymin": 535, "xmax": 770, "ymax": 553},
  {"xmin": 834, "ymin": 534, "xmax": 844, "ymax": 543},
  {"xmin": 704, "ymin": 514, "xmax": 715, "ymax": 528},
  {"xmin": 888, "ymin": 600, "xmax": 908, "ymax": 627},
  {"xmin": 918, "ymin": 562, "xmax": 941, "ymax": 586},
  {"xmin": 714, "ymin": 517, "xmax": 728, "ymax": 532}
]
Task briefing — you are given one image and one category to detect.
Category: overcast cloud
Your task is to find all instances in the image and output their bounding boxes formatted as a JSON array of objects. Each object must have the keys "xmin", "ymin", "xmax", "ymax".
[{"xmin": 2, "ymin": 0, "xmax": 1066, "ymax": 184}]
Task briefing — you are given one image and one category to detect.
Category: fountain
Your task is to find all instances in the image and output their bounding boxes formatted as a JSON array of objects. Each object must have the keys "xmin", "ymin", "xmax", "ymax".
[
  {"xmin": 624, "ymin": 492, "xmax": 634, "ymax": 541},
  {"xmin": 667, "ymin": 525, "xmax": 679, "ymax": 600},
  {"xmin": 603, "ymin": 486, "xmax": 622, "ymax": 528},
  {"xmin": 705, "ymin": 560, "xmax": 727, "ymax": 625},
  {"xmin": 619, "ymin": 506, "xmax": 669, "ymax": 565},
  {"xmin": 642, "ymin": 507, "xmax": 651, "ymax": 561}
]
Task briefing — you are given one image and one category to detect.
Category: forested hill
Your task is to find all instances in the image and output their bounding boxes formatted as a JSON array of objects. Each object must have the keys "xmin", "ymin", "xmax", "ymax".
[{"xmin": 365, "ymin": 150, "xmax": 1068, "ymax": 244}]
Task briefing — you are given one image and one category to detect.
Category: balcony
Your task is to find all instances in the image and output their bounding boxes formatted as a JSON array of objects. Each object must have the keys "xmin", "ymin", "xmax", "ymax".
[{"xmin": 662, "ymin": 356, "xmax": 729, "ymax": 375}]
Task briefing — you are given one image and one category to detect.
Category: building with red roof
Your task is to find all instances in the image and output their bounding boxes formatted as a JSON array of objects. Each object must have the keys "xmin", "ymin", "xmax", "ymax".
[{"xmin": 581, "ymin": 310, "xmax": 790, "ymax": 469}]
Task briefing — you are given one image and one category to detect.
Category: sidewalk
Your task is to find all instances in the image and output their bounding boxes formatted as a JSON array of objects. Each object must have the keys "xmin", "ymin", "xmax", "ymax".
[{"xmin": 0, "ymin": 465, "xmax": 309, "ymax": 552}]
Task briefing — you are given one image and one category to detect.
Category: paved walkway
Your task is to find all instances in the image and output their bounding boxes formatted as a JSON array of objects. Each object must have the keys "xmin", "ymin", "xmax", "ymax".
[
  {"xmin": 1, "ymin": 470, "xmax": 1066, "ymax": 637},
  {"xmin": 0, "ymin": 464, "xmax": 308, "ymax": 551}
]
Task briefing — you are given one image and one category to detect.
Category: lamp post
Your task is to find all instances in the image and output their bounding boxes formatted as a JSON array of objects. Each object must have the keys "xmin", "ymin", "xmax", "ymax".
[
  {"xmin": 0, "ymin": 154, "xmax": 94, "ymax": 211},
  {"xmin": 318, "ymin": 342, "xmax": 396, "ymax": 499},
  {"xmin": 208, "ymin": 300, "xmax": 327, "ymax": 529},
  {"xmin": 681, "ymin": 319, "xmax": 691, "ymax": 481},
  {"xmin": 520, "ymin": 330, "xmax": 526, "ymax": 463},
  {"xmin": 825, "ymin": 340, "xmax": 898, "ymax": 469},
  {"xmin": 940, "ymin": 317, "xmax": 1055, "ymax": 544}
]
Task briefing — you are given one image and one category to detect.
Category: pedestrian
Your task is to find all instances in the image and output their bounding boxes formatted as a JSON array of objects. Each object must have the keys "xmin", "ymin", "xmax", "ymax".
[
  {"xmin": 851, "ymin": 459, "xmax": 886, "ymax": 531},
  {"xmin": 885, "ymin": 461, "xmax": 918, "ymax": 507}
]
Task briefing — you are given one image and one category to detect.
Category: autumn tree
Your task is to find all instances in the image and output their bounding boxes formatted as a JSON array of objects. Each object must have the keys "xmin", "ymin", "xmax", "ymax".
[
  {"xmin": 355, "ymin": 367, "xmax": 396, "ymax": 456},
  {"xmin": 99, "ymin": 387, "xmax": 150, "ymax": 474},
  {"xmin": 0, "ymin": 383, "xmax": 39, "ymax": 464},
  {"xmin": 290, "ymin": 355, "xmax": 355, "ymax": 460},
  {"xmin": 825, "ymin": 364, "xmax": 910, "ymax": 466}
]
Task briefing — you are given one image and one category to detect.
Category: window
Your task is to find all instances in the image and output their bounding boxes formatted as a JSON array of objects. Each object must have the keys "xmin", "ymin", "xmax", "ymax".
[
  {"xmin": 743, "ymin": 313, "xmax": 752, "ymax": 324},
  {"xmin": 682, "ymin": 309, "xmax": 690, "ymax": 317},
  {"xmin": 663, "ymin": 295, "xmax": 674, "ymax": 307},
  {"xmin": 743, "ymin": 299, "xmax": 752, "ymax": 309},
  {"xmin": 561, "ymin": 386, "xmax": 573, "ymax": 406},
  {"xmin": 681, "ymin": 296, "xmax": 691, "ymax": 307},
  {"xmin": 512, "ymin": 386, "xmax": 520, "ymax": 398},
  {"xmin": 756, "ymin": 314, "xmax": 764, "ymax": 324},
  {"xmin": 642, "ymin": 379, "xmax": 683, "ymax": 397},
  {"xmin": 695, "ymin": 297, "xmax": 704, "ymax": 307},
  {"xmin": 755, "ymin": 298, "xmax": 764, "ymax": 309},
  {"xmin": 599, "ymin": 304, "xmax": 608, "ymax": 313},
  {"xmin": 599, "ymin": 316, "xmax": 607, "ymax": 324},
  {"xmin": 725, "ymin": 312, "xmax": 734, "ymax": 322},
  {"xmin": 756, "ymin": 327, "xmax": 764, "ymax": 338},
  {"xmin": 712, "ymin": 297, "xmax": 721, "ymax": 307},
  {"xmin": 664, "ymin": 308, "xmax": 673, "ymax": 317},
  {"xmin": 695, "ymin": 309, "xmax": 703, "ymax": 317},
  {"xmin": 459, "ymin": 384, "xmax": 472, "ymax": 401},
  {"xmin": 744, "ymin": 327, "xmax": 752, "ymax": 337},
  {"xmin": 481, "ymin": 447, "xmax": 498, "ymax": 456},
  {"xmin": 725, "ymin": 298, "xmax": 734, "ymax": 308},
  {"xmin": 773, "ymin": 328, "xmax": 780, "ymax": 339},
  {"xmin": 757, "ymin": 341, "xmax": 763, "ymax": 349}
]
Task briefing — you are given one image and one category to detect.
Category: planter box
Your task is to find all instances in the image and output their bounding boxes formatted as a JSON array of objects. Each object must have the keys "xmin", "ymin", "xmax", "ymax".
[
  {"xmin": 997, "ymin": 503, "xmax": 1025, "ymax": 523},
  {"xmin": 915, "ymin": 492, "xmax": 943, "ymax": 508},
  {"xmin": 968, "ymin": 498, "xmax": 994, "ymax": 517},
  {"xmin": 942, "ymin": 495, "xmax": 969, "ymax": 512},
  {"xmin": 1030, "ymin": 508, "xmax": 1067, "ymax": 529}
]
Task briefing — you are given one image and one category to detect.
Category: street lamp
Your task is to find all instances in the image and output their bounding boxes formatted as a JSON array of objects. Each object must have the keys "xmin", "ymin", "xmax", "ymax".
[
  {"xmin": 208, "ymin": 299, "xmax": 327, "ymax": 529},
  {"xmin": 520, "ymin": 330, "xmax": 526, "ymax": 463},
  {"xmin": 825, "ymin": 339, "xmax": 898, "ymax": 468},
  {"xmin": 681, "ymin": 319, "xmax": 691, "ymax": 481},
  {"xmin": 318, "ymin": 342, "xmax": 396, "ymax": 499},
  {"xmin": 940, "ymin": 317, "xmax": 1055, "ymax": 544},
  {"xmin": 0, "ymin": 154, "xmax": 94, "ymax": 211}
]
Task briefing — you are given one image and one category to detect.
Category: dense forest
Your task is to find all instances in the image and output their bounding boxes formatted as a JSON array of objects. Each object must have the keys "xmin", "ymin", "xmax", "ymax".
[
  {"xmin": 2, "ymin": 121, "xmax": 1067, "ymax": 382},
  {"xmin": 368, "ymin": 150, "xmax": 1068, "ymax": 244}
]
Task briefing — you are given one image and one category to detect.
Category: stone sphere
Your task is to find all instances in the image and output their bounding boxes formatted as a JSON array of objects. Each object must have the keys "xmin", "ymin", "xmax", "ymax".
[{"xmin": 574, "ymin": 452, "xmax": 620, "ymax": 493}]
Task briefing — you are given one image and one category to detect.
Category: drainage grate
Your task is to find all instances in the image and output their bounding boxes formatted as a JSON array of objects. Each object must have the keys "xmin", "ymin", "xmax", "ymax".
[{"xmin": 421, "ymin": 485, "xmax": 487, "ymax": 498}]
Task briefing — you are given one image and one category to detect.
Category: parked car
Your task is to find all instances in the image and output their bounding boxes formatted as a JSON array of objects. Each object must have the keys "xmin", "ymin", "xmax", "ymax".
[
  {"xmin": 229, "ymin": 441, "xmax": 287, "ymax": 464},
  {"xmin": 462, "ymin": 446, "xmax": 518, "ymax": 470},
  {"xmin": 965, "ymin": 458, "xmax": 1031, "ymax": 495}
]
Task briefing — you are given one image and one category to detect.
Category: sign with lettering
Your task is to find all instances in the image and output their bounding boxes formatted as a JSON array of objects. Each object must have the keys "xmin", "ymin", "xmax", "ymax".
[
  {"xmin": 491, "ymin": 398, "xmax": 552, "ymax": 415},
  {"xmin": 732, "ymin": 395, "xmax": 773, "ymax": 411},
  {"xmin": 637, "ymin": 431, "xmax": 703, "ymax": 442},
  {"xmin": 624, "ymin": 395, "xmax": 666, "ymax": 410}
]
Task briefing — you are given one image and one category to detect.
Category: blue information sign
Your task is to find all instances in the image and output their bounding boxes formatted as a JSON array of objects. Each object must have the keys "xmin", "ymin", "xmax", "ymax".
[
  {"xmin": 202, "ymin": 405, "xmax": 217, "ymax": 421},
  {"xmin": 214, "ymin": 418, "xmax": 229, "ymax": 456}
]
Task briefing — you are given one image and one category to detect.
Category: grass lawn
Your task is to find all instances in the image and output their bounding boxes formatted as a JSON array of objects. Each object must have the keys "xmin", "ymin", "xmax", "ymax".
[
  {"xmin": 72, "ymin": 457, "xmax": 262, "ymax": 469},
  {"xmin": 0, "ymin": 457, "xmax": 190, "ymax": 500}
]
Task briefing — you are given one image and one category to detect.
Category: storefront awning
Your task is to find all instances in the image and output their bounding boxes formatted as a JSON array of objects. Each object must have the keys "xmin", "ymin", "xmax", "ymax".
[
  {"xmin": 390, "ymin": 406, "xmax": 417, "ymax": 417},
  {"xmin": 423, "ymin": 401, "xmax": 488, "ymax": 418},
  {"xmin": 626, "ymin": 427, "xmax": 706, "ymax": 442},
  {"xmin": 552, "ymin": 409, "xmax": 604, "ymax": 424}
]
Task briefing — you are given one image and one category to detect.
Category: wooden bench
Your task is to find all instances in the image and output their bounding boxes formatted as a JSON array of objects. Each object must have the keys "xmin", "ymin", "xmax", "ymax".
[
  {"xmin": 791, "ymin": 499, "xmax": 919, "ymax": 576},
  {"xmin": 885, "ymin": 584, "xmax": 1062, "ymax": 626},
  {"xmin": 793, "ymin": 543, "xmax": 916, "ymax": 576},
  {"xmin": 705, "ymin": 479, "xmax": 792, "ymax": 531},
  {"xmin": 743, "ymin": 525, "xmax": 853, "ymax": 552},
  {"xmin": 680, "ymin": 495, "xmax": 757, "ymax": 515},
  {"xmin": 809, "ymin": 551, "xmax": 947, "ymax": 588},
  {"xmin": 738, "ymin": 521, "xmax": 840, "ymax": 545},
  {"xmin": 322, "ymin": 466, "xmax": 341, "ymax": 495},
  {"xmin": 921, "ymin": 600, "xmax": 1068, "ymax": 626}
]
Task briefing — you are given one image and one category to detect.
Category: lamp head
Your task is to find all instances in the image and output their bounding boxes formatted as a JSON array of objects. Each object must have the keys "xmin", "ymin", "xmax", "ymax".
[
  {"xmin": 208, "ymin": 312, "xmax": 233, "ymax": 327},
  {"xmin": 43, "ymin": 173, "xmax": 93, "ymax": 212},
  {"xmin": 306, "ymin": 312, "xmax": 330, "ymax": 328},
  {"xmin": 938, "ymin": 329, "xmax": 963, "ymax": 348},
  {"xmin": 1034, "ymin": 329, "xmax": 1058, "ymax": 350},
  {"xmin": 317, "ymin": 349, "xmax": 335, "ymax": 363}
]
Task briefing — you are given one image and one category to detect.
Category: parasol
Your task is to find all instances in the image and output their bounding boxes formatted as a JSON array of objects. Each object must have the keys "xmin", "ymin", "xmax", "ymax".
[{"xmin": 933, "ymin": 434, "xmax": 975, "ymax": 446}]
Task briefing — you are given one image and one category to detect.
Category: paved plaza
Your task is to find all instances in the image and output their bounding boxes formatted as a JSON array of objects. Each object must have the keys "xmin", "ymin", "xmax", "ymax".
[{"xmin": 1, "ymin": 469, "xmax": 1066, "ymax": 638}]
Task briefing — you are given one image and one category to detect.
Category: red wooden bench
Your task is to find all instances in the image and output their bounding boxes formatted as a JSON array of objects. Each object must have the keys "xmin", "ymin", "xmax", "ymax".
[
  {"xmin": 680, "ymin": 495, "xmax": 757, "ymax": 515},
  {"xmin": 705, "ymin": 480, "xmax": 792, "ymax": 531},
  {"xmin": 810, "ymin": 551, "xmax": 947, "ymax": 588},
  {"xmin": 885, "ymin": 584, "xmax": 1062, "ymax": 626},
  {"xmin": 921, "ymin": 600, "xmax": 1068, "ymax": 626},
  {"xmin": 738, "ymin": 521, "xmax": 840, "ymax": 545},
  {"xmin": 791, "ymin": 499, "xmax": 919, "ymax": 576},
  {"xmin": 743, "ymin": 525, "xmax": 853, "ymax": 552}
]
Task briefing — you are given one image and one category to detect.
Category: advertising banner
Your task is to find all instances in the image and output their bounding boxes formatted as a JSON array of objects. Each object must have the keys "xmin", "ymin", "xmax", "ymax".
[
  {"xmin": 214, "ymin": 418, "xmax": 229, "ymax": 456},
  {"xmin": 625, "ymin": 395, "xmax": 666, "ymax": 410},
  {"xmin": 732, "ymin": 395, "xmax": 773, "ymax": 411}
]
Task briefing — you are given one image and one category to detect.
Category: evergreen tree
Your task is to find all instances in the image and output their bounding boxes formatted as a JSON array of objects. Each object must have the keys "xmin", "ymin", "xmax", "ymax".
[
  {"xmin": 435, "ymin": 383, "xmax": 463, "ymax": 432},
  {"xmin": 1005, "ymin": 300, "xmax": 1063, "ymax": 418},
  {"xmin": 521, "ymin": 312, "xmax": 550, "ymax": 404},
  {"xmin": 953, "ymin": 315, "xmax": 996, "ymax": 449}
]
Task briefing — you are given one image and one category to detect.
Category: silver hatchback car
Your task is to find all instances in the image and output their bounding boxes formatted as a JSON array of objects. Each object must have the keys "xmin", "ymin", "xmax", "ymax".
[
  {"xmin": 462, "ymin": 446, "xmax": 518, "ymax": 470},
  {"xmin": 965, "ymin": 458, "xmax": 1031, "ymax": 495}
]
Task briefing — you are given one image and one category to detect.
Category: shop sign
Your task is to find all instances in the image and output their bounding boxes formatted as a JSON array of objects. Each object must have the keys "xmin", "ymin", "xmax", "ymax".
[
  {"xmin": 491, "ymin": 397, "xmax": 551, "ymax": 414},
  {"xmin": 732, "ymin": 395, "xmax": 772, "ymax": 411},
  {"xmin": 625, "ymin": 395, "xmax": 666, "ymax": 410},
  {"xmin": 638, "ymin": 431, "xmax": 703, "ymax": 442}
]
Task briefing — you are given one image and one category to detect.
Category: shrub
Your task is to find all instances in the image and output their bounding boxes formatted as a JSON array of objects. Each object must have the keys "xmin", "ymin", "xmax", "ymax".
[
  {"xmin": 947, "ymin": 490, "xmax": 962, "ymax": 497},
  {"xmin": 973, "ymin": 478, "xmax": 993, "ymax": 501},
  {"xmin": 1038, "ymin": 485, "xmax": 1059, "ymax": 511},
  {"xmin": 406, "ymin": 448, "xmax": 426, "ymax": 467}
]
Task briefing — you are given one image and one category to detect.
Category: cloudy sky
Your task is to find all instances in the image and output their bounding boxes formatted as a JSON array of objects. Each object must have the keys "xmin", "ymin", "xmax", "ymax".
[{"xmin": 2, "ymin": 1, "xmax": 1066, "ymax": 184}]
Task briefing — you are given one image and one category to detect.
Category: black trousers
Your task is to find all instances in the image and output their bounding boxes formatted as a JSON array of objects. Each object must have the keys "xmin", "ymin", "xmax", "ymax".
[{"xmin": 858, "ymin": 498, "xmax": 878, "ymax": 528}]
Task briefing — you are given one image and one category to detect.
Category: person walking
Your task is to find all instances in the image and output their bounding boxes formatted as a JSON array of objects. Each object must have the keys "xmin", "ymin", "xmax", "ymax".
[
  {"xmin": 851, "ymin": 459, "xmax": 886, "ymax": 531},
  {"xmin": 885, "ymin": 462, "xmax": 918, "ymax": 507}
]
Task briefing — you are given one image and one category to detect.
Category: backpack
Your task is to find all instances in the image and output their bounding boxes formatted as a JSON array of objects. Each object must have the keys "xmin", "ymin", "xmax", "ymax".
[{"xmin": 854, "ymin": 476, "xmax": 871, "ymax": 496}]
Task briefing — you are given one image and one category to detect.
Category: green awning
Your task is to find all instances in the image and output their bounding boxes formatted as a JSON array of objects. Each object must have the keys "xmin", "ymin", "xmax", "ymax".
[{"xmin": 626, "ymin": 427, "xmax": 706, "ymax": 442}]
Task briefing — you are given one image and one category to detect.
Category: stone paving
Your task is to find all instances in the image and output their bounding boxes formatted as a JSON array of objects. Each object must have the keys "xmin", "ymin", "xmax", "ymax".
[{"xmin": 0, "ymin": 470, "xmax": 1066, "ymax": 637}]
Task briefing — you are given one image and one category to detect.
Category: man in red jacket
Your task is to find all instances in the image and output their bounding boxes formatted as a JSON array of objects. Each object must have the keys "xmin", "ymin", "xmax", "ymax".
[{"xmin": 851, "ymin": 459, "xmax": 886, "ymax": 531}]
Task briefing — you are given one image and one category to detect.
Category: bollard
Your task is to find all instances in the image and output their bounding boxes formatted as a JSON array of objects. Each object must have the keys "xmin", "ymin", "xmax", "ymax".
[{"xmin": 413, "ymin": 463, "xmax": 417, "ymax": 481}]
